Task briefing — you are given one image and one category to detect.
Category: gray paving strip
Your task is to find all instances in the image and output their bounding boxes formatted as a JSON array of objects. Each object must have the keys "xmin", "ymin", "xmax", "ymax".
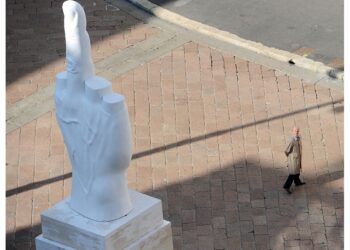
[
  {"xmin": 6, "ymin": 85, "xmax": 56, "ymax": 134},
  {"xmin": 7, "ymin": 0, "xmax": 343, "ymax": 133},
  {"xmin": 6, "ymin": 30, "xmax": 190, "ymax": 134},
  {"xmin": 96, "ymin": 30, "xmax": 188, "ymax": 76}
]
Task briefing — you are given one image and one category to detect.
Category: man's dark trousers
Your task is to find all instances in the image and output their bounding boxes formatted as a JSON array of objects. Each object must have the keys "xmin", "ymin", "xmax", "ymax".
[{"xmin": 283, "ymin": 174, "xmax": 303, "ymax": 189}]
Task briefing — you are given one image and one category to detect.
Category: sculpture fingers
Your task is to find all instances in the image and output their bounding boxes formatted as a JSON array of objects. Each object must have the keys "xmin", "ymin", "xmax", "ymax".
[
  {"xmin": 101, "ymin": 92, "xmax": 133, "ymax": 172},
  {"xmin": 55, "ymin": 71, "xmax": 72, "ymax": 122},
  {"xmin": 63, "ymin": 0, "xmax": 94, "ymax": 95},
  {"xmin": 55, "ymin": 71, "xmax": 67, "ymax": 96},
  {"xmin": 83, "ymin": 76, "xmax": 112, "ymax": 145},
  {"xmin": 102, "ymin": 93, "xmax": 126, "ymax": 115},
  {"xmin": 55, "ymin": 71, "xmax": 77, "ymax": 122},
  {"xmin": 85, "ymin": 76, "xmax": 112, "ymax": 103},
  {"xmin": 57, "ymin": 1, "xmax": 134, "ymax": 221},
  {"xmin": 62, "ymin": 1, "xmax": 88, "ymax": 46}
]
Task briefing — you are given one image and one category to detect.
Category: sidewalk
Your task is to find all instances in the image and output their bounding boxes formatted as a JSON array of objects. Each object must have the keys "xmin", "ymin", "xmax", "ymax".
[{"xmin": 6, "ymin": 0, "xmax": 344, "ymax": 249}]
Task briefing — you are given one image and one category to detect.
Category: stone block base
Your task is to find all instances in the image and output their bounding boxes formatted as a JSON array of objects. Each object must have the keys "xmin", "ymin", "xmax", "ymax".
[{"xmin": 35, "ymin": 190, "xmax": 173, "ymax": 250}]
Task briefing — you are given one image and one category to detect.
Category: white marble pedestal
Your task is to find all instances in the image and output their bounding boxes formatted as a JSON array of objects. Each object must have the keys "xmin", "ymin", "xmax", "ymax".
[{"xmin": 35, "ymin": 190, "xmax": 173, "ymax": 250}]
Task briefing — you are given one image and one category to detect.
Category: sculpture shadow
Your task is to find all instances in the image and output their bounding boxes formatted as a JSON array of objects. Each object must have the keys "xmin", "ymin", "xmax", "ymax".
[{"xmin": 6, "ymin": 158, "xmax": 343, "ymax": 249}]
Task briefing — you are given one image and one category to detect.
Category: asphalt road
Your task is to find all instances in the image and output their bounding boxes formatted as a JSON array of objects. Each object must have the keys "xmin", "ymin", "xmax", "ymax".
[{"xmin": 150, "ymin": 0, "xmax": 343, "ymax": 66}]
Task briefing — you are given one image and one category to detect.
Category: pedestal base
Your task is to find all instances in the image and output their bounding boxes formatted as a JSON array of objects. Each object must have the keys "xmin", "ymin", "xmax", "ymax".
[{"xmin": 35, "ymin": 190, "xmax": 173, "ymax": 250}]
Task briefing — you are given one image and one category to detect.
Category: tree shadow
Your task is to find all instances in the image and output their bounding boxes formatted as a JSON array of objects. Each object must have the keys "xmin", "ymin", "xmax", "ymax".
[
  {"xmin": 147, "ymin": 159, "xmax": 343, "ymax": 249},
  {"xmin": 6, "ymin": 0, "xmax": 153, "ymax": 85},
  {"xmin": 6, "ymin": 158, "xmax": 343, "ymax": 249},
  {"xmin": 6, "ymin": 0, "xmax": 344, "ymax": 249}
]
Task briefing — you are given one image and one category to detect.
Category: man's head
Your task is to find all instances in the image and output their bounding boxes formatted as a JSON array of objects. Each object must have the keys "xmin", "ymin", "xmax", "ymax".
[{"xmin": 293, "ymin": 127, "xmax": 300, "ymax": 137}]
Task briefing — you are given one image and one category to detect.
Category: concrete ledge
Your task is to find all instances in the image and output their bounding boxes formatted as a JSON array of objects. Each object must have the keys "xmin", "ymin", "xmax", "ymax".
[
  {"xmin": 36, "ymin": 235, "xmax": 75, "ymax": 250},
  {"xmin": 36, "ymin": 190, "xmax": 173, "ymax": 250},
  {"xmin": 36, "ymin": 221, "xmax": 173, "ymax": 250},
  {"xmin": 125, "ymin": 221, "xmax": 173, "ymax": 250},
  {"xmin": 125, "ymin": 0, "xmax": 344, "ymax": 81}
]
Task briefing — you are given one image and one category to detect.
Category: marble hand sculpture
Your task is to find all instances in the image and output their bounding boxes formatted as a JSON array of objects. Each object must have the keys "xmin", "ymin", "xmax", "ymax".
[{"xmin": 55, "ymin": 0, "xmax": 133, "ymax": 221}]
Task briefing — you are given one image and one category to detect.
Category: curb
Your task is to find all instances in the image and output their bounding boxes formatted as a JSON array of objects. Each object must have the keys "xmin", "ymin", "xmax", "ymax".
[{"xmin": 127, "ymin": 0, "xmax": 344, "ymax": 81}]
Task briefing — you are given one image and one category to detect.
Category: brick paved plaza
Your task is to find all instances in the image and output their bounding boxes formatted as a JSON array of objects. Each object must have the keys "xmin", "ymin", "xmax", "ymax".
[{"xmin": 6, "ymin": 0, "xmax": 344, "ymax": 249}]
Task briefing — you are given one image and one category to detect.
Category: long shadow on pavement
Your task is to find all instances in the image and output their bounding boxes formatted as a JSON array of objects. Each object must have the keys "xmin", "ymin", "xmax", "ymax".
[
  {"xmin": 6, "ymin": 158, "xmax": 343, "ymax": 249},
  {"xmin": 5, "ymin": 98, "xmax": 343, "ymax": 198}
]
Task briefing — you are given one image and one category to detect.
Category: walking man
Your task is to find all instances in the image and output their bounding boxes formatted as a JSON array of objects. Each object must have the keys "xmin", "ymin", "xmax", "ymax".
[{"xmin": 283, "ymin": 127, "xmax": 306, "ymax": 194}]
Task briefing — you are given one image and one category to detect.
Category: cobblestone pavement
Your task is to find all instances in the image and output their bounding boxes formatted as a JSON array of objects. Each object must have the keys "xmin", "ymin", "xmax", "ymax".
[{"xmin": 6, "ymin": 0, "xmax": 344, "ymax": 249}]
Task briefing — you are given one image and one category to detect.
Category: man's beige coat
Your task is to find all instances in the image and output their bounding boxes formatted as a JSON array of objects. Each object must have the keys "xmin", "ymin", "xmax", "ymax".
[{"xmin": 284, "ymin": 137, "xmax": 302, "ymax": 175}]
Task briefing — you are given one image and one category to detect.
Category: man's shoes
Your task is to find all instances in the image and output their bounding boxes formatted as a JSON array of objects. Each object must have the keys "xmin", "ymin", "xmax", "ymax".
[
  {"xmin": 296, "ymin": 182, "xmax": 306, "ymax": 186},
  {"xmin": 284, "ymin": 187, "xmax": 292, "ymax": 194}
]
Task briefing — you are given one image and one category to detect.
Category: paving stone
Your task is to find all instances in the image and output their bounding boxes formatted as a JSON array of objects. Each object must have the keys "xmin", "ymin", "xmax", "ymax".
[{"xmin": 6, "ymin": 1, "xmax": 343, "ymax": 248}]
